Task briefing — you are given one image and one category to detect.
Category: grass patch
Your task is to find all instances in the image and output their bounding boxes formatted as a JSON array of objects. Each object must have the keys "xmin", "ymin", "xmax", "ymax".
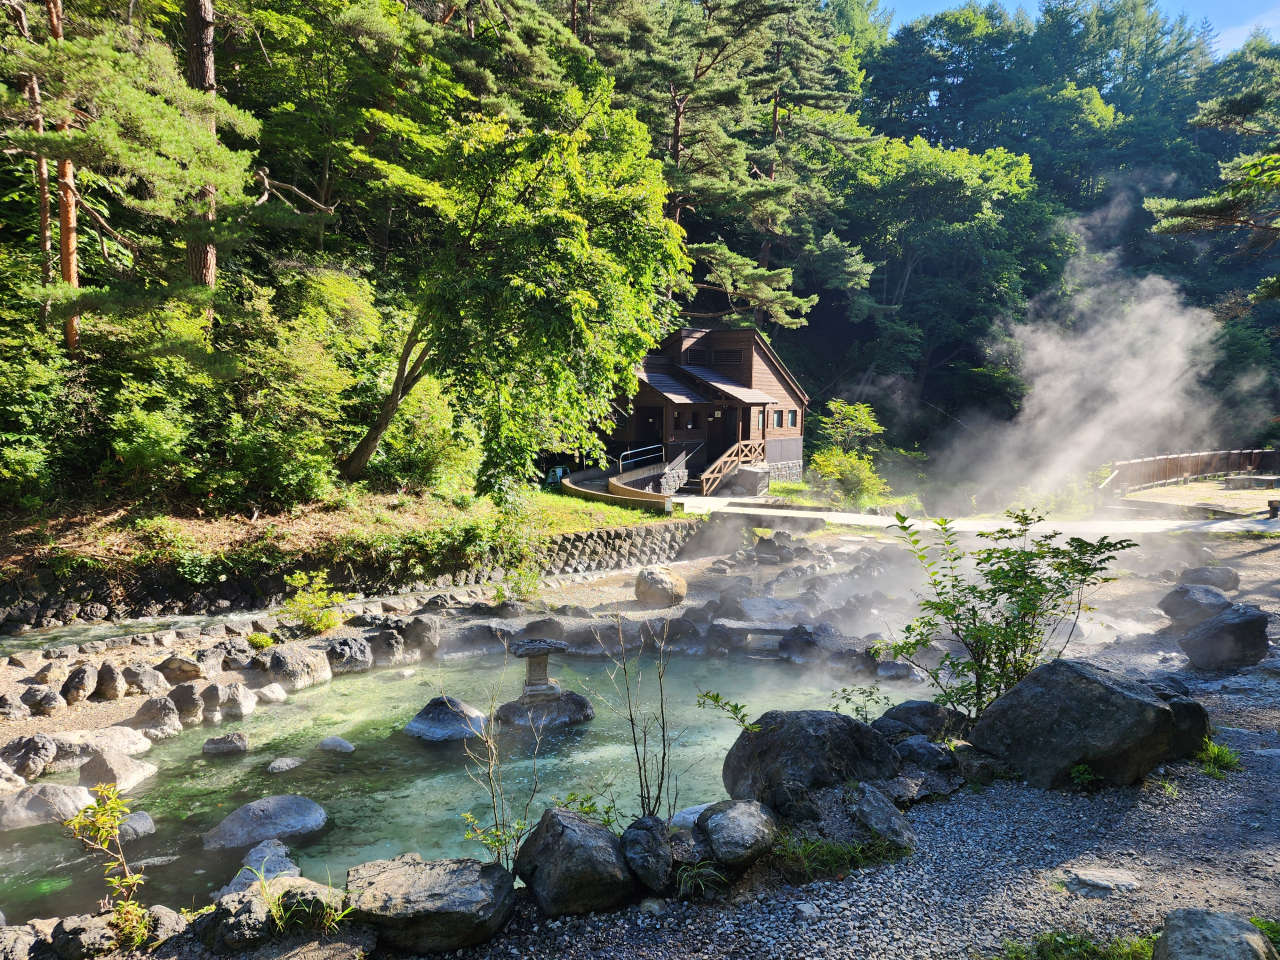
[
  {"xmin": 992, "ymin": 931, "xmax": 1156, "ymax": 960},
  {"xmin": 771, "ymin": 829, "xmax": 902, "ymax": 883},
  {"xmin": 1252, "ymin": 918, "xmax": 1280, "ymax": 947},
  {"xmin": 1195, "ymin": 738, "xmax": 1244, "ymax": 780}
]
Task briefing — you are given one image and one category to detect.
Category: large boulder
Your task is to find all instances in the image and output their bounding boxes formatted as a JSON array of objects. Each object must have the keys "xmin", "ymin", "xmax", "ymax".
[
  {"xmin": 514, "ymin": 807, "xmax": 636, "ymax": 915},
  {"xmin": 192, "ymin": 889, "xmax": 270, "ymax": 953},
  {"xmin": 0, "ymin": 784, "xmax": 94, "ymax": 830},
  {"xmin": 495, "ymin": 691, "xmax": 594, "ymax": 729},
  {"xmin": 122, "ymin": 664, "xmax": 167, "ymax": 697},
  {"xmin": 635, "ymin": 567, "xmax": 687, "ymax": 607},
  {"xmin": 118, "ymin": 810, "xmax": 155, "ymax": 842},
  {"xmin": 126, "ymin": 697, "xmax": 183, "ymax": 740},
  {"xmin": 881, "ymin": 700, "xmax": 971, "ymax": 740},
  {"xmin": 403, "ymin": 696, "xmax": 487, "ymax": 741},
  {"xmin": 21, "ymin": 685, "xmax": 66, "ymax": 717},
  {"xmin": 325, "ymin": 636, "xmax": 373, "ymax": 675},
  {"xmin": 777, "ymin": 623, "xmax": 874, "ymax": 668},
  {"xmin": 1179, "ymin": 605, "xmax": 1271, "ymax": 670},
  {"xmin": 221, "ymin": 683, "xmax": 257, "ymax": 720},
  {"xmin": 1154, "ymin": 908, "xmax": 1279, "ymax": 960},
  {"xmin": 0, "ymin": 734, "xmax": 57, "ymax": 779},
  {"xmin": 203, "ymin": 794, "xmax": 328, "ymax": 849},
  {"xmin": 1178, "ymin": 566, "xmax": 1241, "ymax": 592},
  {"xmin": 51, "ymin": 914, "xmax": 116, "ymax": 960},
  {"xmin": 1158, "ymin": 585, "xmax": 1234, "ymax": 628},
  {"xmin": 853, "ymin": 782, "xmax": 918, "ymax": 851},
  {"xmin": 93, "ymin": 661, "xmax": 127, "ymax": 701},
  {"xmin": 1144, "ymin": 683, "xmax": 1211, "ymax": 760},
  {"xmin": 203, "ymin": 733, "xmax": 250, "ymax": 756},
  {"xmin": 41, "ymin": 728, "xmax": 152, "ymax": 772},
  {"xmin": 622, "ymin": 816, "xmax": 673, "ymax": 892},
  {"xmin": 61, "ymin": 665, "xmax": 98, "ymax": 706},
  {"xmin": 267, "ymin": 645, "xmax": 333, "ymax": 691},
  {"xmin": 696, "ymin": 800, "xmax": 776, "ymax": 869},
  {"xmin": 0, "ymin": 926, "xmax": 35, "ymax": 960},
  {"xmin": 346, "ymin": 853, "xmax": 515, "ymax": 952},
  {"xmin": 402, "ymin": 616, "xmax": 442, "ymax": 655},
  {"xmin": 0, "ymin": 694, "xmax": 29, "ymax": 721},
  {"xmin": 722, "ymin": 710, "xmax": 900, "ymax": 818},
  {"xmin": 169, "ymin": 683, "xmax": 205, "ymax": 725},
  {"xmin": 0, "ymin": 760, "xmax": 24, "ymax": 795},
  {"xmin": 78, "ymin": 750, "xmax": 157, "ymax": 792},
  {"xmin": 210, "ymin": 839, "xmax": 301, "ymax": 900},
  {"xmin": 156, "ymin": 655, "xmax": 204, "ymax": 684},
  {"xmin": 969, "ymin": 660, "xmax": 1175, "ymax": 789},
  {"xmin": 370, "ymin": 630, "xmax": 419, "ymax": 667}
]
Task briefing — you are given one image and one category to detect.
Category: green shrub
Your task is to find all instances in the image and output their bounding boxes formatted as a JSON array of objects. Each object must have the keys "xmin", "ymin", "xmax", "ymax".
[
  {"xmin": 1071, "ymin": 764, "xmax": 1102, "ymax": 789},
  {"xmin": 281, "ymin": 570, "xmax": 350, "ymax": 634},
  {"xmin": 109, "ymin": 405, "xmax": 192, "ymax": 481},
  {"xmin": 1251, "ymin": 918, "xmax": 1280, "ymax": 947},
  {"xmin": 0, "ymin": 442, "xmax": 50, "ymax": 504},
  {"xmin": 807, "ymin": 446, "xmax": 889, "ymax": 505},
  {"xmin": 890, "ymin": 510, "xmax": 1134, "ymax": 717},
  {"xmin": 64, "ymin": 784, "xmax": 150, "ymax": 945},
  {"xmin": 247, "ymin": 632, "xmax": 275, "ymax": 650}
]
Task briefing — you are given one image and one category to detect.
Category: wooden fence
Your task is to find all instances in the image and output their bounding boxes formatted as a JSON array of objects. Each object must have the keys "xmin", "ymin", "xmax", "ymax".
[{"xmin": 1103, "ymin": 449, "xmax": 1277, "ymax": 493}]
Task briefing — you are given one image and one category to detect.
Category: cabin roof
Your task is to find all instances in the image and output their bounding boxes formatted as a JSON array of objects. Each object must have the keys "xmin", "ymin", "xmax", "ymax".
[
  {"xmin": 637, "ymin": 367, "xmax": 711, "ymax": 405},
  {"xmin": 679, "ymin": 365, "xmax": 780, "ymax": 405}
]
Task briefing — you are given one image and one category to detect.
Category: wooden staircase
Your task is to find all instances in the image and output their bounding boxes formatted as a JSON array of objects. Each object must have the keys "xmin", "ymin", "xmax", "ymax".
[{"xmin": 699, "ymin": 440, "xmax": 766, "ymax": 495}]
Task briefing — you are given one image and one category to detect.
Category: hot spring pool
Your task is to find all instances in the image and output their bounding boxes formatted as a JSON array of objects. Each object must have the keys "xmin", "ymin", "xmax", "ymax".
[{"xmin": 0, "ymin": 653, "xmax": 918, "ymax": 922}]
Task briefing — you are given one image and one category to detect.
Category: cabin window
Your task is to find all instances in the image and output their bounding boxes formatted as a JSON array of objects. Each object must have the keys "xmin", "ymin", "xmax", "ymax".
[
  {"xmin": 773, "ymin": 410, "xmax": 783, "ymax": 428},
  {"xmin": 788, "ymin": 410, "xmax": 797, "ymax": 428},
  {"xmin": 686, "ymin": 348, "xmax": 708, "ymax": 365},
  {"xmin": 757, "ymin": 411, "xmax": 765, "ymax": 431},
  {"xmin": 712, "ymin": 349, "xmax": 743, "ymax": 365},
  {"xmin": 688, "ymin": 412, "xmax": 700, "ymax": 429}
]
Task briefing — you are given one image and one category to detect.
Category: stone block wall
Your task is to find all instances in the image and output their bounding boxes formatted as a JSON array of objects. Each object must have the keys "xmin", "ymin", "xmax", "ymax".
[
  {"xmin": 659, "ymin": 469, "xmax": 688, "ymax": 495},
  {"xmin": 768, "ymin": 460, "xmax": 803, "ymax": 484},
  {"xmin": 534, "ymin": 519, "xmax": 703, "ymax": 576}
]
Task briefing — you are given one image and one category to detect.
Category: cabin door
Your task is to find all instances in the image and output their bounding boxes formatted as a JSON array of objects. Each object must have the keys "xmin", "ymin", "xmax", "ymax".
[{"xmin": 638, "ymin": 406, "xmax": 664, "ymax": 446}]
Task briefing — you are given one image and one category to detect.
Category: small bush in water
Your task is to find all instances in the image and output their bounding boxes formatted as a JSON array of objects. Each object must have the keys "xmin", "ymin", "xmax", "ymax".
[{"xmin": 282, "ymin": 570, "xmax": 350, "ymax": 635}]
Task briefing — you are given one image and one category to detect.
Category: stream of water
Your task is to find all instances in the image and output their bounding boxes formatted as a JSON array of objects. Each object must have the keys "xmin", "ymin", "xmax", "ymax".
[{"xmin": 0, "ymin": 653, "xmax": 917, "ymax": 923}]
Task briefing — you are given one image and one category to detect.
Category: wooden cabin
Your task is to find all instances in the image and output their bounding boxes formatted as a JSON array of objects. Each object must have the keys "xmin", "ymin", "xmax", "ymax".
[{"xmin": 605, "ymin": 328, "xmax": 808, "ymax": 493}]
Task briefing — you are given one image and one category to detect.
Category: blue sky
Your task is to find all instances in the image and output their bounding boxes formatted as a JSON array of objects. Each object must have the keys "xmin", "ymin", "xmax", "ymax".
[{"xmin": 886, "ymin": 0, "xmax": 1276, "ymax": 53}]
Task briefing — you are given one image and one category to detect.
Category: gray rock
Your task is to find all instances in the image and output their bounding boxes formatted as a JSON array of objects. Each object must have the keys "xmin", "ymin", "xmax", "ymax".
[
  {"xmin": 0, "ymin": 695, "xmax": 29, "ymax": 721},
  {"xmin": 0, "ymin": 760, "xmax": 24, "ymax": 795},
  {"xmin": 51, "ymin": 914, "xmax": 116, "ymax": 960},
  {"xmin": 777, "ymin": 622, "xmax": 874, "ymax": 667},
  {"xmin": 882, "ymin": 700, "xmax": 971, "ymax": 740},
  {"xmin": 0, "ymin": 784, "xmax": 94, "ymax": 830},
  {"xmin": 254, "ymin": 683, "xmax": 288, "ymax": 704},
  {"xmin": 146, "ymin": 905, "xmax": 187, "ymax": 944},
  {"xmin": 126, "ymin": 697, "xmax": 183, "ymax": 740},
  {"xmin": 169, "ymin": 683, "xmax": 205, "ymax": 725},
  {"xmin": 635, "ymin": 566, "xmax": 687, "ymax": 606},
  {"xmin": 325, "ymin": 636, "xmax": 373, "ymax": 675},
  {"xmin": 896, "ymin": 734, "xmax": 958, "ymax": 772},
  {"xmin": 45, "ymin": 728, "xmax": 152, "ymax": 772},
  {"xmin": 77, "ymin": 750, "xmax": 157, "ymax": 792},
  {"xmin": 370, "ymin": 630, "xmax": 419, "ymax": 667},
  {"xmin": 7, "ymin": 651, "xmax": 41, "ymax": 670},
  {"xmin": 20, "ymin": 685, "xmax": 66, "ymax": 717},
  {"xmin": 1143, "ymin": 684, "xmax": 1211, "ymax": 759},
  {"xmin": 1057, "ymin": 867, "xmax": 1142, "ymax": 897},
  {"xmin": 0, "ymin": 925, "xmax": 35, "ymax": 960},
  {"xmin": 521, "ymin": 617, "xmax": 565, "ymax": 641},
  {"xmin": 670, "ymin": 802, "xmax": 714, "ymax": 830},
  {"xmin": 203, "ymin": 794, "xmax": 328, "ymax": 849},
  {"xmin": 0, "ymin": 733, "xmax": 58, "ymax": 779},
  {"xmin": 1154, "ymin": 908, "xmax": 1278, "ymax": 960},
  {"xmin": 32, "ymin": 662, "xmax": 68, "ymax": 686},
  {"xmin": 222, "ymin": 683, "xmax": 256, "ymax": 720},
  {"xmin": 266, "ymin": 757, "xmax": 304, "ymax": 774},
  {"xmin": 118, "ymin": 810, "xmax": 155, "ymax": 842},
  {"xmin": 93, "ymin": 661, "xmax": 127, "ymax": 701},
  {"xmin": 318, "ymin": 736, "xmax": 354, "ymax": 753},
  {"xmin": 970, "ymin": 659, "xmax": 1176, "ymax": 789},
  {"xmin": 669, "ymin": 825, "xmax": 715, "ymax": 871},
  {"xmin": 622, "ymin": 816, "xmax": 673, "ymax": 892},
  {"xmin": 201, "ymin": 682, "xmax": 229, "ymax": 720},
  {"xmin": 869, "ymin": 716, "xmax": 916, "ymax": 743},
  {"xmin": 1159, "ymin": 584, "xmax": 1234, "ymax": 628},
  {"xmin": 192, "ymin": 888, "xmax": 270, "ymax": 953},
  {"xmin": 402, "ymin": 615, "xmax": 442, "ymax": 655},
  {"xmin": 203, "ymin": 733, "xmax": 250, "ymax": 756},
  {"xmin": 853, "ymin": 782, "xmax": 918, "ymax": 851},
  {"xmin": 1178, "ymin": 566, "xmax": 1241, "ymax": 592},
  {"xmin": 696, "ymin": 800, "xmax": 776, "ymax": 869},
  {"xmin": 876, "ymin": 660, "xmax": 928, "ymax": 683},
  {"xmin": 267, "ymin": 645, "xmax": 333, "ymax": 691},
  {"xmin": 722, "ymin": 710, "xmax": 900, "ymax": 818},
  {"xmin": 950, "ymin": 741, "xmax": 1010, "ymax": 786},
  {"xmin": 514, "ymin": 807, "xmax": 636, "ymax": 915},
  {"xmin": 495, "ymin": 691, "xmax": 594, "ymax": 729},
  {"xmin": 60, "ymin": 665, "xmax": 98, "ymax": 705},
  {"xmin": 122, "ymin": 664, "xmax": 167, "ymax": 697},
  {"xmin": 346, "ymin": 853, "xmax": 516, "ymax": 952},
  {"xmin": 210, "ymin": 839, "xmax": 301, "ymax": 900},
  {"xmin": 404, "ymin": 696, "xmax": 487, "ymax": 740},
  {"xmin": 1179, "ymin": 605, "xmax": 1271, "ymax": 670},
  {"xmin": 156, "ymin": 655, "xmax": 204, "ymax": 684}
]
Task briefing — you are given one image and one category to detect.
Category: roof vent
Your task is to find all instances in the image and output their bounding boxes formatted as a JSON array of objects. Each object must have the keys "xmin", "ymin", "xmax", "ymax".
[
  {"xmin": 712, "ymin": 349, "xmax": 743, "ymax": 365},
  {"xmin": 686, "ymin": 348, "xmax": 707, "ymax": 364}
]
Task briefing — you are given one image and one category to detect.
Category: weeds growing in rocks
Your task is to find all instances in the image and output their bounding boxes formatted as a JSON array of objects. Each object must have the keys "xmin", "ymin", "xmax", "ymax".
[
  {"xmin": 993, "ymin": 930, "xmax": 1155, "ymax": 960},
  {"xmin": 1070, "ymin": 764, "xmax": 1103, "ymax": 790},
  {"xmin": 247, "ymin": 632, "xmax": 275, "ymax": 650},
  {"xmin": 771, "ymin": 829, "xmax": 900, "ymax": 883},
  {"xmin": 829, "ymin": 683, "xmax": 892, "ymax": 723},
  {"xmin": 64, "ymin": 784, "xmax": 150, "ymax": 946},
  {"xmin": 282, "ymin": 570, "xmax": 351, "ymax": 634},
  {"xmin": 1251, "ymin": 918, "xmax": 1280, "ymax": 947},
  {"xmin": 1195, "ymin": 738, "xmax": 1243, "ymax": 779},
  {"xmin": 675, "ymin": 860, "xmax": 729, "ymax": 899},
  {"xmin": 253, "ymin": 870, "xmax": 352, "ymax": 936},
  {"xmin": 891, "ymin": 510, "xmax": 1135, "ymax": 716}
]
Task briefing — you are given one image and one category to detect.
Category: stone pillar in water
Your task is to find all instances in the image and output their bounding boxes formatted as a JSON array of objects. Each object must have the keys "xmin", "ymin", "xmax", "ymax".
[{"xmin": 510, "ymin": 639, "xmax": 569, "ymax": 704}]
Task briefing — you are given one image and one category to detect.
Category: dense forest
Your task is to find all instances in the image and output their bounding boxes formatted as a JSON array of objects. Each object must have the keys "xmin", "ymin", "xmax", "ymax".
[{"xmin": 1, "ymin": 0, "xmax": 1279, "ymax": 511}]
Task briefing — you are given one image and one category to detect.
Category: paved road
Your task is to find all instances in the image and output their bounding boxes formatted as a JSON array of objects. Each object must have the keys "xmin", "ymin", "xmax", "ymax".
[{"xmin": 672, "ymin": 495, "xmax": 1280, "ymax": 536}]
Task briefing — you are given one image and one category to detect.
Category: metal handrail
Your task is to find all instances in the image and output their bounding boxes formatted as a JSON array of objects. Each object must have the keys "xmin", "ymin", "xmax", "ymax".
[
  {"xmin": 617, "ymin": 444, "xmax": 664, "ymax": 471},
  {"xmin": 668, "ymin": 442, "xmax": 704, "ymax": 473}
]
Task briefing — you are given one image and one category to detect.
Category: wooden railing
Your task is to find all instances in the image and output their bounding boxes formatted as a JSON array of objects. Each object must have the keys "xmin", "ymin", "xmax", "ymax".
[
  {"xmin": 700, "ymin": 440, "xmax": 766, "ymax": 496},
  {"xmin": 1105, "ymin": 449, "xmax": 1277, "ymax": 494}
]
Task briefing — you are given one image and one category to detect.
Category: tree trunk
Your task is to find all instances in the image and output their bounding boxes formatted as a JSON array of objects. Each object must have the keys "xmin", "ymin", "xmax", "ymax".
[
  {"xmin": 185, "ymin": 0, "xmax": 217, "ymax": 292},
  {"xmin": 569, "ymin": 0, "xmax": 576, "ymax": 36},
  {"xmin": 340, "ymin": 338, "xmax": 426, "ymax": 480},
  {"xmin": 25, "ymin": 78, "xmax": 52, "ymax": 323},
  {"xmin": 46, "ymin": 0, "xmax": 79, "ymax": 353}
]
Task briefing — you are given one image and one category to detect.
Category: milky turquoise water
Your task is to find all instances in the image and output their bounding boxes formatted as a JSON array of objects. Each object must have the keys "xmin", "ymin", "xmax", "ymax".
[{"xmin": 0, "ymin": 653, "xmax": 913, "ymax": 922}]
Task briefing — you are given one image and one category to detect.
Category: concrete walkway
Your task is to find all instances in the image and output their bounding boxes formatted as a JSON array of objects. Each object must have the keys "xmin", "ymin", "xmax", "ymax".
[{"xmin": 672, "ymin": 494, "xmax": 1280, "ymax": 536}]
